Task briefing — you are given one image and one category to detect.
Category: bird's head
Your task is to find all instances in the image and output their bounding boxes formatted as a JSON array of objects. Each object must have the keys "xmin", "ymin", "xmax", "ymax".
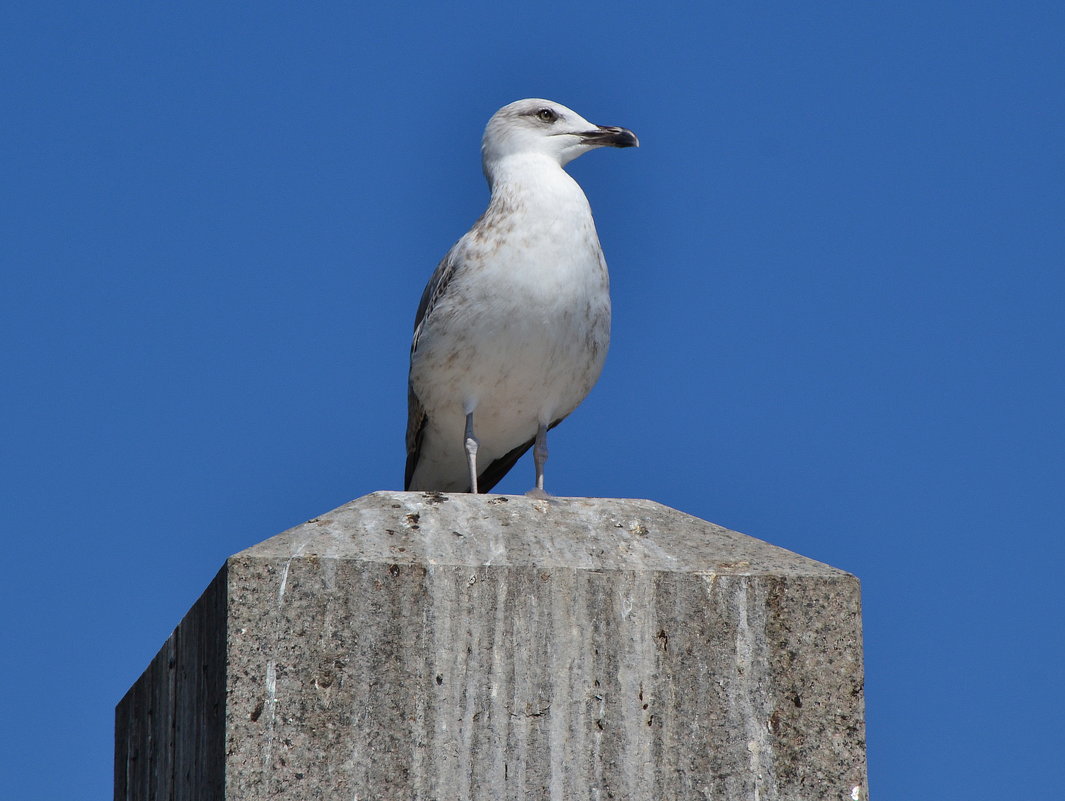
[{"xmin": 481, "ymin": 98, "xmax": 638, "ymax": 181}]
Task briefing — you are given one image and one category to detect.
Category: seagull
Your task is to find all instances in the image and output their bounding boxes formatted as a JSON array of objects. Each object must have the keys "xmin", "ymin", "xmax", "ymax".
[{"xmin": 404, "ymin": 98, "xmax": 638, "ymax": 494}]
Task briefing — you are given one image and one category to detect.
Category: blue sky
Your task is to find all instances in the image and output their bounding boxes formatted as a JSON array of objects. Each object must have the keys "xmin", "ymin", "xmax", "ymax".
[{"xmin": 3, "ymin": 2, "xmax": 1063, "ymax": 797}]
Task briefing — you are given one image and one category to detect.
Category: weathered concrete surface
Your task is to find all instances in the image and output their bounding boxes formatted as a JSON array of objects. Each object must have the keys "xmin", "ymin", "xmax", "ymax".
[
  {"xmin": 115, "ymin": 569, "xmax": 226, "ymax": 799},
  {"xmin": 116, "ymin": 491, "xmax": 868, "ymax": 801}
]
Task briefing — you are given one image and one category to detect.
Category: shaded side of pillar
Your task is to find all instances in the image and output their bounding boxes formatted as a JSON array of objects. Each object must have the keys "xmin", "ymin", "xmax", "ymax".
[{"xmin": 115, "ymin": 567, "xmax": 227, "ymax": 801}]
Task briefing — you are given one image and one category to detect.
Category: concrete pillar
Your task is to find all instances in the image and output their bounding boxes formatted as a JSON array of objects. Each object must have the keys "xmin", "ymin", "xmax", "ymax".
[{"xmin": 115, "ymin": 491, "xmax": 868, "ymax": 800}]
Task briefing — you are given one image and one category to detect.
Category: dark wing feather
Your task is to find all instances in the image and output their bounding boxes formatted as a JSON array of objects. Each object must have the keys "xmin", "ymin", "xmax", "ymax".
[
  {"xmin": 475, "ymin": 438, "xmax": 533, "ymax": 493},
  {"xmin": 411, "ymin": 251, "xmax": 461, "ymax": 354},
  {"xmin": 476, "ymin": 417, "xmax": 565, "ymax": 494},
  {"xmin": 404, "ymin": 384, "xmax": 428, "ymax": 490}
]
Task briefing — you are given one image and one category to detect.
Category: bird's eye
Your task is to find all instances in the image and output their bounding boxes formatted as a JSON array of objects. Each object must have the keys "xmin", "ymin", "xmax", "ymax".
[{"xmin": 537, "ymin": 108, "xmax": 558, "ymax": 123}]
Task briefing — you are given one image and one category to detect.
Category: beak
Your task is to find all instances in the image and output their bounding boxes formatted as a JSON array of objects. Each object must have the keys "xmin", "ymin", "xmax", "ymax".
[{"xmin": 579, "ymin": 125, "xmax": 640, "ymax": 148}]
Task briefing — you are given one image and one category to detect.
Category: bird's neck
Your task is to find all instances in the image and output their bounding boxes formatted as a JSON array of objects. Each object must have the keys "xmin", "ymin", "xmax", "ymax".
[{"xmin": 484, "ymin": 153, "xmax": 587, "ymax": 209}]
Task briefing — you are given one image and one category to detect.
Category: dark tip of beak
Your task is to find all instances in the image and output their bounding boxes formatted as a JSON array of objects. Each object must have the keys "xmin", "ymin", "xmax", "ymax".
[{"xmin": 581, "ymin": 125, "xmax": 640, "ymax": 148}]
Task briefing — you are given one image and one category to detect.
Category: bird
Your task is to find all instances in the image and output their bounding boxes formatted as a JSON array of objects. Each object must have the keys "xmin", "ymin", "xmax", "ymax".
[{"xmin": 404, "ymin": 98, "xmax": 638, "ymax": 494}]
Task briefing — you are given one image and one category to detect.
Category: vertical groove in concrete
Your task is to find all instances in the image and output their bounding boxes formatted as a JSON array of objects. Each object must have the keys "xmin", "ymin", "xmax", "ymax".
[{"xmin": 116, "ymin": 491, "xmax": 868, "ymax": 800}]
